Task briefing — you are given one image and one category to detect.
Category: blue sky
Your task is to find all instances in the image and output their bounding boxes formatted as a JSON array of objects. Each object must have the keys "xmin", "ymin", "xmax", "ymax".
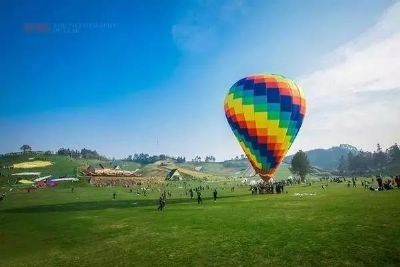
[{"xmin": 1, "ymin": 0, "xmax": 399, "ymax": 160}]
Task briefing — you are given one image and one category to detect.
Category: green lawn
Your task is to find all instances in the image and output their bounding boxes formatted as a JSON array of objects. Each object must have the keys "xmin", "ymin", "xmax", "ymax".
[{"xmin": 0, "ymin": 180, "xmax": 399, "ymax": 267}]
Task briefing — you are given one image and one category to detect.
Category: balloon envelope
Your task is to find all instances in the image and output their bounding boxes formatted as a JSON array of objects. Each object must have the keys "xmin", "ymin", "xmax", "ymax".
[{"xmin": 224, "ymin": 74, "xmax": 306, "ymax": 181}]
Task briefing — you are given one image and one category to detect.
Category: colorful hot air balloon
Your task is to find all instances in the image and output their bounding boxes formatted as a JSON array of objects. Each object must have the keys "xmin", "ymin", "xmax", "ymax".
[{"xmin": 224, "ymin": 74, "xmax": 306, "ymax": 182}]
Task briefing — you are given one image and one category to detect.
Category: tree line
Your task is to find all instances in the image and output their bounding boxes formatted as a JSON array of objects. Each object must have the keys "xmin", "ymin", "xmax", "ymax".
[
  {"xmin": 124, "ymin": 154, "xmax": 218, "ymax": 164},
  {"xmin": 17, "ymin": 144, "xmax": 107, "ymax": 161},
  {"xmin": 124, "ymin": 154, "xmax": 187, "ymax": 164},
  {"xmin": 57, "ymin": 148, "xmax": 108, "ymax": 161},
  {"xmin": 192, "ymin": 156, "xmax": 216, "ymax": 162},
  {"xmin": 337, "ymin": 143, "xmax": 400, "ymax": 176}
]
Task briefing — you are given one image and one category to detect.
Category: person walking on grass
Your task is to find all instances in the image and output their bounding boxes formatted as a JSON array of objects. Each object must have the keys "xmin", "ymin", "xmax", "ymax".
[
  {"xmin": 189, "ymin": 188, "xmax": 194, "ymax": 199},
  {"xmin": 113, "ymin": 192, "xmax": 116, "ymax": 200},
  {"xmin": 71, "ymin": 187, "xmax": 74, "ymax": 193},
  {"xmin": 197, "ymin": 190, "xmax": 202, "ymax": 204},
  {"xmin": 158, "ymin": 196, "xmax": 165, "ymax": 211},
  {"xmin": 213, "ymin": 189, "xmax": 218, "ymax": 201}
]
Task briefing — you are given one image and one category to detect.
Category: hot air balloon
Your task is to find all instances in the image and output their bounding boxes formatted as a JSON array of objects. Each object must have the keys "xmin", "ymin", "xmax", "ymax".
[{"xmin": 224, "ymin": 74, "xmax": 306, "ymax": 182}]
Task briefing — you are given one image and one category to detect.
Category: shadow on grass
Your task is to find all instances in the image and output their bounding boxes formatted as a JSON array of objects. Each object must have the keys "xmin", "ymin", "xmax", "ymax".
[{"xmin": 0, "ymin": 195, "xmax": 246, "ymax": 214}]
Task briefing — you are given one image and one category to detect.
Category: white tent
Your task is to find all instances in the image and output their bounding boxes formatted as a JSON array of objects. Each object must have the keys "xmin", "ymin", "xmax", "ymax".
[
  {"xmin": 50, "ymin": 178, "xmax": 79, "ymax": 182},
  {"xmin": 166, "ymin": 169, "xmax": 182, "ymax": 181},
  {"xmin": 33, "ymin": 175, "xmax": 52, "ymax": 182},
  {"xmin": 12, "ymin": 172, "xmax": 41, "ymax": 176},
  {"xmin": 194, "ymin": 166, "xmax": 203, "ymax": 171}
]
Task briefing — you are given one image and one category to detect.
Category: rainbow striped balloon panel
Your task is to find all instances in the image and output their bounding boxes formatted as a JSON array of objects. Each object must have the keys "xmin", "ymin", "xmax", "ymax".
[{"xmin": 224, "ymin": 74, "xmax": 306, "ymax": 181}]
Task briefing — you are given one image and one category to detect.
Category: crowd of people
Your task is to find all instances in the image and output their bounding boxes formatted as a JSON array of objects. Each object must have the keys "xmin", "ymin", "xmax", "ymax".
[
  {"xmin": 323, "ymin": 175, "xmax": 400, "ymax": 191},
  {"xmin": 89, "ymin": 176, "xmax": 161, "ymax": 187},
  {"xmin": 369, "ymin": 175, "xmax": 400, "ymax": 191}
]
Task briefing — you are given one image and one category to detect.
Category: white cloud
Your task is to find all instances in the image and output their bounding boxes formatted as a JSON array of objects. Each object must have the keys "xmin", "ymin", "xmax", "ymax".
[
  {"xmin": 170, "ymin": 1, "xmax": 400, "ymax": 160},
  {"xmin": 293, "ymin": 2, "xmax": 400, "ymax": 153}
]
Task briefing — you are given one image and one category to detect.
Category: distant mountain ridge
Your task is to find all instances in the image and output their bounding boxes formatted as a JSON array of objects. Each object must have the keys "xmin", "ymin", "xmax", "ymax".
[{"xmin": 284, "ymin": 144, "xmax": 358, "ymax": 170}]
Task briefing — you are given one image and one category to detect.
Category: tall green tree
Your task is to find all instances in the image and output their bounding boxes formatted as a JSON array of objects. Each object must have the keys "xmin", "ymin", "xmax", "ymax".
[
  {"xmin": 290, "ymin": 150, "xmax": 311, "ymax": 182},
  {"xmin": 387, "ymin": 143, "xmax": 400, "ymax": 164},
  {"xmin": 373, "ymin": 143, "xmax": 387, "ymax": 173},
  {"xmin": 386, "ymin": 143, "xmax": 400, "ymax": 174},
  {"xmin": 205, "ymin": 155, "xmax": 216, "ymax": 162},
  {"xmin": 20, "ymin": 144, "xmax": 32, "ymax": 153}
]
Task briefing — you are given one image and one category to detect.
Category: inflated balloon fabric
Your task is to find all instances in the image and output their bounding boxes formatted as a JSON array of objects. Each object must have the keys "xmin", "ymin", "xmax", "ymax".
[{"xmin": 224, "ymin": 74, "xmax": 306, "ymax": 181}]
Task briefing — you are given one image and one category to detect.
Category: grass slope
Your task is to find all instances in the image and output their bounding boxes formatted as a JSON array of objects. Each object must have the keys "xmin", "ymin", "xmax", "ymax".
[{"xmin": 0, "ymin": 181, "xmax": 399, "ymax": 267}]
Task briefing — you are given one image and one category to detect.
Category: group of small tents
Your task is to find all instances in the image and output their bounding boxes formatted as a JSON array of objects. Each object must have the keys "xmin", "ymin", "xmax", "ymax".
[{"xmin": 11, "ymin": 172, "xmax": 78, "ymax": 189}]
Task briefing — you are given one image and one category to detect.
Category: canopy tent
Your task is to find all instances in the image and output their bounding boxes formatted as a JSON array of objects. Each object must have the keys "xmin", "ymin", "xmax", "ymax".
[
  {"xmin": 50, "ymin": 178, "xmax": 79, "ymax": 182},
  {"xmin": 17, "ymin": 179, "xmax": 34, "ymax": 185},
  {"xmin": 12, "ymin": 172, "xmax": 41, "ymax": 176},
  {"xmin": 194, "ymin": 166, "xmax": 203, "ymax": 171},
  {"xmin": 166, "ymin": 169, "xmax": 183, "ymax": 181},
  {"xmin": 33, "ymin": 175, "xmax": 52, "ymax": 182},
  {"xmin": 241, "ymin": 165, "xmax": 256, "ymax": 178},
  {"xmin": 249, "ymin": 179, "xmax": 263, "ymax": 185}
]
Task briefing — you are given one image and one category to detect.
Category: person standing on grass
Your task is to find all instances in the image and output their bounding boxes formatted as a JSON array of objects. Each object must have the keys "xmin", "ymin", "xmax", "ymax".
[
  {"xmin": 395, "ymin": 175, "xmax": 400, "ymax": 189},
  {"xmin": 158, "ymin": 196, "xmax": 165, "ymax": 211},
  {"xmin": 377, "ymin": 176, "xmax": 383, "ymax": 191},
  {"xmin": 162, "ymin": 196, "xmax": 166, "ymax": 210},
  {"xmin": 113, "ymin": 192, "xmax": 116, "ymax": 200},
  {"xmin": 213, "ymin": 189, "xmax": 218, "ymax": 201},
  {"xmin": 71, "ymin": 187, "xmax": 74, "ymax": 193},
  {"xmin": 189, "ymin": 188, "xmax": 194, "ymax": 199},
  {"xmin": 197, "ymin": 190, "xmax": 202, "ymax": 204}
]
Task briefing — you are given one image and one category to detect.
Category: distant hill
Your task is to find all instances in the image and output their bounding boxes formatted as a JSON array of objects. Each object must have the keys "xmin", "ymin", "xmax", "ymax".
[{"xmin": 284, "ymin": 144, "xmax": 358, "ymax": 170}]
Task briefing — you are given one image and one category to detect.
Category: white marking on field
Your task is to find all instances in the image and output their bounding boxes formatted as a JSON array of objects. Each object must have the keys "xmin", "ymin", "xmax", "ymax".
[{"xmin": 294, "ymin": 193, "xmax": 316, "ymax": 196}]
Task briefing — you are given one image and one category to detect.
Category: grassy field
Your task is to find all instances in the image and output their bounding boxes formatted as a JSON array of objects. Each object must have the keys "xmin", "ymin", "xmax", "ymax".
[{"xmin": 0, "ymin": 180, "xmax": 399, "ymax": 267}]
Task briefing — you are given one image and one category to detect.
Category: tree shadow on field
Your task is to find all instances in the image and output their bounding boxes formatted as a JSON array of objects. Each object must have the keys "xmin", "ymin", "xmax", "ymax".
[{"xmin": 0, "ymin": 195, "xmax": 243, "ymax": 214}]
